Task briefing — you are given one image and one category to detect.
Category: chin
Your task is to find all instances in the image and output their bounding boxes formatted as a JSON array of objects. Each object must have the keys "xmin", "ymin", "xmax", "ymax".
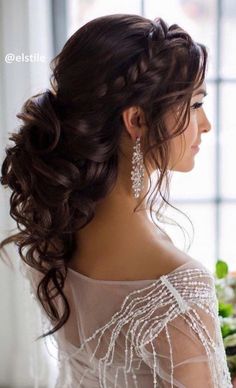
[{"xmin": 171, "ymin": 160, "xmax": 195, "ymax": 172}]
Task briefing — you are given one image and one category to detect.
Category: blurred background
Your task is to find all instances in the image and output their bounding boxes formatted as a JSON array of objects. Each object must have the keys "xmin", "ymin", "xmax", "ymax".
[{"xmin": 0, "ymin": 0, "xmax": 236, "ymax": 386}]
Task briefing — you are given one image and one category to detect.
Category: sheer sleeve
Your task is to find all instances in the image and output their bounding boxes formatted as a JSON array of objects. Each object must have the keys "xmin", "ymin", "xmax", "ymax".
[
  {"xmin": 137, "ymin": 262, "xmax": 233, "ymax": 387},
  {"xmin": 18, "ymin": 259, "xmax": 233, "ymax": 387}
]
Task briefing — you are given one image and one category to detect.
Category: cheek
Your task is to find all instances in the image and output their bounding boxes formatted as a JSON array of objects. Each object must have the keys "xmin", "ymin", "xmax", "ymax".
[
  {"xmin": 169, "ymin": 118, "xmax": 197, "ymax": 158},
  {"xmin": 183, "ymin": 115, "xmax": 198, "ymax": 143}
]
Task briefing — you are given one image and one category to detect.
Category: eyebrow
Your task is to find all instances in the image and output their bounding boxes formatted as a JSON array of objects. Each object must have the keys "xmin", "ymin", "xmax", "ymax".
[{"xmin": 193, "ymin": 88, "xmax": 208, "ymax": 97}]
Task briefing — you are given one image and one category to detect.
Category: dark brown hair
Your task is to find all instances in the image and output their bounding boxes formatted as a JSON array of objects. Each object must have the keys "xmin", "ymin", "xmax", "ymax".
[{"xmin": 0, "ymin": 14, "xmax": 208, "ymax": 340}]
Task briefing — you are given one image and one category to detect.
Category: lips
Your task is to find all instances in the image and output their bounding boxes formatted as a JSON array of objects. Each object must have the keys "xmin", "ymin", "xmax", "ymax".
[
  {"xmin": 192, "ymin": 142, "xmax": 201, "ymax": 148},
  {"xmin": 192, "ymin": 145, "xmax": 200, "ymax": 153}
]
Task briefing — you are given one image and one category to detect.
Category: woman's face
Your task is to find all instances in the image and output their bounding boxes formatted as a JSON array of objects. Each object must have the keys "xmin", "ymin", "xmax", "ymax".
[{"xmin": 167, "ymin": 81, "xmax": 211, "ymax": 172}]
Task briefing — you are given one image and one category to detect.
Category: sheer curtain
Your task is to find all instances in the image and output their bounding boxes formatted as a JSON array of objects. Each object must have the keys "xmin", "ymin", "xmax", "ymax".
[{"xmin": 0, "ymin": 0, "xmax": 58, "ymax": 386}]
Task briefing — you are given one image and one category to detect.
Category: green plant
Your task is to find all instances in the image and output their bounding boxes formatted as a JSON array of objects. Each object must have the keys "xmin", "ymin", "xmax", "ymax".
[{"xmin": 214, "ymin": 259, "xmax": 236, "ymax": 380}]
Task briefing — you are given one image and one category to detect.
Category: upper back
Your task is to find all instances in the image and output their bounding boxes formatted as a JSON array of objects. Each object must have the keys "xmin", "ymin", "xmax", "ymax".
[{"xmin": 68, "ymin": 230, "xmax": 193, "ymax": 282}]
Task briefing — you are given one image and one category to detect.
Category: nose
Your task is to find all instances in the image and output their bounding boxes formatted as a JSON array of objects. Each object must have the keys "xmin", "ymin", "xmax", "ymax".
[{"xmin": 198, "ymin": 108, "xmax": 212, "ymax": 133}]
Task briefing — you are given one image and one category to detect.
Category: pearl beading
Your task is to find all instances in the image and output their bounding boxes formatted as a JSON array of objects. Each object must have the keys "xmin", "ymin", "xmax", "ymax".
[
  {"xmin": 23, "ymin": 261, "xmax": 233, "ymax": 387},
  {"xmin": 64, "ymin": 268, "xmax": 232, "ymax": 387}
]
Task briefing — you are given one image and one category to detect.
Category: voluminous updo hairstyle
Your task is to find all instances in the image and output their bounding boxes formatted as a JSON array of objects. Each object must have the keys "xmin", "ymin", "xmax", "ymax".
[{"xmin": 0, "ymin": 14, "xmax": 208, "ymax": 340}]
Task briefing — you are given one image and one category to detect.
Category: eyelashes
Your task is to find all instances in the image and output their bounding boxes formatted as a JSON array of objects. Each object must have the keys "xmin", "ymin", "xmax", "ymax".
[{"xmin": 191, "ymin": 102, "xmax": 204, "ymax": 110}]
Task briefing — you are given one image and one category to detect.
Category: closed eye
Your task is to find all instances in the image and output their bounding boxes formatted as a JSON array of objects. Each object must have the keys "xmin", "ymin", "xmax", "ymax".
[{"xmin": 191, "ymin": 102, "xmax": 203, "ymax": 110}]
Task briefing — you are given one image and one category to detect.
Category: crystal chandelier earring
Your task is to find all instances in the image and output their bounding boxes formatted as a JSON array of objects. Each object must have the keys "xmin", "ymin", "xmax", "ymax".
[{"xmin": 131, "ymin": 136, "xmax": 145, "ymax": 198}]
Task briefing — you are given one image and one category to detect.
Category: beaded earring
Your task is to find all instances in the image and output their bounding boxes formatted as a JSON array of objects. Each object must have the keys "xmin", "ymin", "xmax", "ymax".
[{"xmin": 131, "ymin": 136, "xmax": 145, "ymax": 198}]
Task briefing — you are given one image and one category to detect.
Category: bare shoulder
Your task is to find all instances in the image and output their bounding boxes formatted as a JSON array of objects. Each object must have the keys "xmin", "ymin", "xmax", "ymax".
[
  {"xmin": 142, "ymin": 238, "xmax": 197, "ymax": 278},
  {"xmin": 68, "ymin": 225, "xmax": 197, "ymax": 281},
  {"xmin": 120, "ymin": 231, "xmax": 197, "ymax": 281}
]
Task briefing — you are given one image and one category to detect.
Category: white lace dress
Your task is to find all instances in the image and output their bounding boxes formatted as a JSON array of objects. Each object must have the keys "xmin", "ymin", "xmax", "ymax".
[{"xmin": 21, "ymin": 258, "xmax": 233, "ymax": 387}]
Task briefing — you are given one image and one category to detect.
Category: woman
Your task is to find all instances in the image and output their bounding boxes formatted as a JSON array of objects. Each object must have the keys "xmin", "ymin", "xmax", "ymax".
[{"xmin": 0, "ymin": 13, "xmax": 233, "ymax": 387}]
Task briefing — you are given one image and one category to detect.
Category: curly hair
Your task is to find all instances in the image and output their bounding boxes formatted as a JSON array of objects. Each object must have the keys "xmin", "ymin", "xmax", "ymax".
[{"xmin": 0, "ymin": 14, "xmax": 208, "ymax": 340}]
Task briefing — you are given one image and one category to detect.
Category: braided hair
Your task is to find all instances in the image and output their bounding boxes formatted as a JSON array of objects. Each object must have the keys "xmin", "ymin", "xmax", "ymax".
[{"xmin": 0, "ymin": 14, "xmax": 207, "ymax": 339}]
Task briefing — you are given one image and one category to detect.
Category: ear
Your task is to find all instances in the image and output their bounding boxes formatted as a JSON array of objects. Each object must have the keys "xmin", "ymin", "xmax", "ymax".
[{"xmin": 122, "ymin": 106, "xmax": 145, "ymax": 142}]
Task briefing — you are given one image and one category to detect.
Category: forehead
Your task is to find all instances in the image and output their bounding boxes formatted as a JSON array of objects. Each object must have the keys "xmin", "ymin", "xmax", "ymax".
[{"xmin": 193, "ymin": 82, "xmax": 207, "ymax": 97}]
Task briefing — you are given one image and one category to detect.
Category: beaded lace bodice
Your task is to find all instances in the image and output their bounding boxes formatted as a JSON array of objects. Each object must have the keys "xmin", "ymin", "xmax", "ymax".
[{"xmin": 21, "ymin": 258, "xmax": 233, "ymax": 387}]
